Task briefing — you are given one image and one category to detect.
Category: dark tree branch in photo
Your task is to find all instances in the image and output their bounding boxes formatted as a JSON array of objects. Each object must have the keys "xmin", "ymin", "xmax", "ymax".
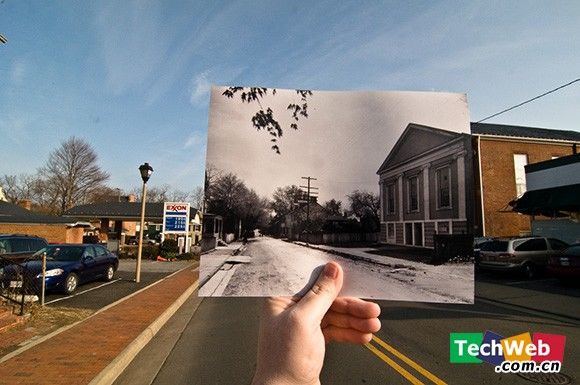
[{"xmin": 222, "ymin": 87, "xmax": 312, "ymax": 154}]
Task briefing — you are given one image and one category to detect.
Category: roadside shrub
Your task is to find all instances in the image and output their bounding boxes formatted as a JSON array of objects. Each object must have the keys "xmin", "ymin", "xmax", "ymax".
[
  {"xmin": 176, "ymin": 245, "xmax": 201, "ymax": 261},
  {"xmin": 142, "ymin": 245, "xmax": 160, "ymax": 260},
  {"xmin": 160, "ymin": 239, "xmax": 179, "ymax": 258},
  {"xmin": 118, "ymin": 245, "xmax": 159, "ymax": 259}
]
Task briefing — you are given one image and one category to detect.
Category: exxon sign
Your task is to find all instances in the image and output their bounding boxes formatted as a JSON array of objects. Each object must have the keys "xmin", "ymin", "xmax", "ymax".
[{"xmin": 165, "ymin": 203, "xmax": 189, "ymax": 215}]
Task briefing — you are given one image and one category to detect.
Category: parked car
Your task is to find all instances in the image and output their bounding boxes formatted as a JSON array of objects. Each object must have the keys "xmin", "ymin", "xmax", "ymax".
[
  {"xmin": 547, "ymin": 244, "xmax": 580, "ymax": 281},
  {"xmin": 0, "ymin": 234, "xmax": 48, "ymax": 262},
  {"xmin": 127, "ymin": 235, "xmax": 157, "ymax": 245},
  {"xmin": 0, "ymin": 244, "xmax": 119, "ymax": 295},
  {"xmin": 473, "ymin": 236, "xmax": 495, "ymax": 264},
  {"xmin": 478, "ymin": 237, "xmax": 569, "ymax": 279}
]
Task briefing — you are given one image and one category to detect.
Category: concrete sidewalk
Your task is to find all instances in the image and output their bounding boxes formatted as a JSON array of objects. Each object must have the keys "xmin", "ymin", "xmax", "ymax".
[{"xmin": 0, "ymin": 263, "xmax": 199, "ymax": 385}]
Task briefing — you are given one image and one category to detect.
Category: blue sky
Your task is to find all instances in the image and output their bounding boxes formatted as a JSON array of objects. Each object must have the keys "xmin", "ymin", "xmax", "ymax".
[{"xmin": 1, "ymin": 1, "xmax": 579, "ymax": 194}]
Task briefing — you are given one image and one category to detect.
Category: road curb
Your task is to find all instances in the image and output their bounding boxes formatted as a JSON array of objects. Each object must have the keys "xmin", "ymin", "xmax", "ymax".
[{"xmin": 88, "ymin": 273, "xmax": 199, "ymax": 385}]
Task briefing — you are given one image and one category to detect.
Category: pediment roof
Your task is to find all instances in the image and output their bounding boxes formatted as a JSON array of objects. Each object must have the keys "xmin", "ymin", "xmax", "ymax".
[{"xmin": 377, "ymin": 123, "xmax": 465, "ymax": 174}]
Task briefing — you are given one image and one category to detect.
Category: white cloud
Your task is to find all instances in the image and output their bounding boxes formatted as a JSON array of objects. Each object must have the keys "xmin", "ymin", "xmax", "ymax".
[{"xmin": 189, "ymin": 71, "xmax": 211, "ymax": 107}]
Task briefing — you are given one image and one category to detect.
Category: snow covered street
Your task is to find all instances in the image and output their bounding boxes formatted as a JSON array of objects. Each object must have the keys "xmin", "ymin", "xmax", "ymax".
[{"xmin": 199, "ymin": 237, "xmax": 473, "ymax": 303}]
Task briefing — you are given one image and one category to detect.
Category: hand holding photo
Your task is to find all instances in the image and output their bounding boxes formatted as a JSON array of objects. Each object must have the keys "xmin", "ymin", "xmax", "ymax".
[{"xmin": 200, "ymin": 86, "xmax": 474, "ymax": 303}]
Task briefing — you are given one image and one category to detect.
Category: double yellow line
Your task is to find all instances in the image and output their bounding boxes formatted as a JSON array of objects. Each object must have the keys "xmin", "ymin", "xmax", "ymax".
[{"xmin": 365, "ymin": 335, "xmax": 447, "ymax": 385}]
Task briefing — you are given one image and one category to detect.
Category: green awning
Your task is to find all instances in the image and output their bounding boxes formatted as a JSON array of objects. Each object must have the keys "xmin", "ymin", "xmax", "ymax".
[{"xmin": 511, "ymin": 184, "xmax": 580, "ymax": 216}]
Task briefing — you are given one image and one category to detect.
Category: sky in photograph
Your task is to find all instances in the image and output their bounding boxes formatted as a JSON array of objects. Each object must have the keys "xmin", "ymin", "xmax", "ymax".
[
  {"xmin": 1, "ymin": 1, "xmax": 579, "ymax": 199},
  {"xmin": 207, "ymin": 87, "xmax": 470, "ymax": 202}
]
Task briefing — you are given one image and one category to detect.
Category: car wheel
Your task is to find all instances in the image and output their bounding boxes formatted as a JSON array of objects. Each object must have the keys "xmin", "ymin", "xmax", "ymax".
[
  {"xmin": 64, "ymin": 273, "xmax": 79, "ymax": 295},
  {"xmin": 104, "ymin": 265, "xmax": 115, "ymax": 281},
  {"xmin": 523, "ymin": 263, "xmax": 538, "ymax": 280}
]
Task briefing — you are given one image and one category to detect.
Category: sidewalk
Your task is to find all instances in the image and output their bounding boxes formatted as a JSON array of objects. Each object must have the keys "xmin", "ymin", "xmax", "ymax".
[{"xmin": 0, "ymin": 263, "xmax": 198, "ymax": 385}]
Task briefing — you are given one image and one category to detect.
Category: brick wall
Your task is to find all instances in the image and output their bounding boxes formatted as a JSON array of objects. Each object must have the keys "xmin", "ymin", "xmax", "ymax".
[
  {"xmin": 0, "ymin": 223, "xmax": 84, "ymax": 244},
  {"xmin": 479, "ymin": 138, "xmax": 575, "ymax": 237}
]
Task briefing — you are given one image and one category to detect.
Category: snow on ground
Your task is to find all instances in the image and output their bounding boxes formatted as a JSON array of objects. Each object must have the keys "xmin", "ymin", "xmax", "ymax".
[{"xmin": 211, "ymin": 237, "xmax": 473, "ymax": 303}]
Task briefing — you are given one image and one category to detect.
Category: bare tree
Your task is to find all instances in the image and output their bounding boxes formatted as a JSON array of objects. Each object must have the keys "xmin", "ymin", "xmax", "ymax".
[
  {"xmin": 323, "ymin": 199, "xmax": 343, "ymax": 216},
  {"xmin": 191, "ymin": 186, "xmax": 204, "ymax": 210},
  {"xmin": 347, "ymin": 190, "xmax": 380, "ymax": 232},
  {"xmin": 40, "ymin": 137, "xmax": 109, "ymax": 214},
  {"xmin": 0, "ymin": 173, "xmax": 38, "ymax": 203}
]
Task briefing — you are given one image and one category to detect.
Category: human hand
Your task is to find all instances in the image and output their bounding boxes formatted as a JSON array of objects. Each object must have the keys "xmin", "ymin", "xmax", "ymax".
[{"xmin": 252, "ymin": 262, "xmax": 381, "ymax": 385}]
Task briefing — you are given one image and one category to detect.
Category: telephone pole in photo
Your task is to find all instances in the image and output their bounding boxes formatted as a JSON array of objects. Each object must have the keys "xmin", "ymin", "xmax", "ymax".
[{"xmin": 300, "ymin": 176, "xmax": 318, "ymax": 244}]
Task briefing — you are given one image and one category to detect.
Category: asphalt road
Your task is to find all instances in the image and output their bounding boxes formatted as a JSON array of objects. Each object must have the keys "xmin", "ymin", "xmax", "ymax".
[
  {"xmin": 44, "ymin": 259, "xmax": 192, "ymax": 309},
  {"xmin": 118, "ymin": 266, "xmax": 580, "ymax": 385}
]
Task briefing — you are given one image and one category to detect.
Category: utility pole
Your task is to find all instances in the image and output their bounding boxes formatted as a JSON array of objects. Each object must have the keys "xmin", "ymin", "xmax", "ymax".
[{"xmin": 300, "ymin": 176, "xmax": 318, "ymax": 244}]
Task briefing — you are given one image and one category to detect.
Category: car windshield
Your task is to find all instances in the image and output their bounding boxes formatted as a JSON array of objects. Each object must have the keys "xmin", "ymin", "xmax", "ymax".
[
  {"xmin": 34, "ymin": 246, "xmax": 85, "ymax": 261},
  {"xmin": 479, "ymin": 240, "xmax": 509, "ymax": 252}
]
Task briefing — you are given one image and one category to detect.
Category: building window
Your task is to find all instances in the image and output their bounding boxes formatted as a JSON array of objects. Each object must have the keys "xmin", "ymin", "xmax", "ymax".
[
  {"xmin": 407, "ymin": 176, "xmax": 419, "ymax": 212},
  {"xmin": 513, "ymin": 154, "xmax": 528, "ymax": 197},
  {"xmin": 436, "ymin": 166, "xmax": 451, "ymax": 209},
  {"xmin": 386, "ymin": 184, "xmax": 395, "ymax": 215}
]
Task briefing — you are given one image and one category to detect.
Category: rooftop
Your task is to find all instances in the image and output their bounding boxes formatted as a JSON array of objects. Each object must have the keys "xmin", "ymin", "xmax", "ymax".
[
  {"xmin": 471, "ymin": 122, "xmax": 580, "ymax": 142},
  {"xmin": 63, "ymin": 202, "xmax": 199, "ymax": 221}
]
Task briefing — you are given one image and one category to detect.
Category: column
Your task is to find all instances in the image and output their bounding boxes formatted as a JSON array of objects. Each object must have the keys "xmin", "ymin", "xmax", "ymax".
[
  {"xmin": 456, "ymin": 151, "xmax": 466, "ymax": 220},
  {"xmin": 422, "ymin": 164, "xmax": 430, "ymax": 221},
  {"xmin": 397, "ymin": 174, "xmax": 404, "ymax": 222}
]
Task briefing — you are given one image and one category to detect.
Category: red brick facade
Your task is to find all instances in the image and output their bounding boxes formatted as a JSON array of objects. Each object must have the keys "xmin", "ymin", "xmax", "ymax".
[
  {"xmin": 0, "ymin": 223, "xmax": 84, "ymax": 243},
  {"xmin": 478, "ymin": 137, "xmax": 576, "ymax": 237}
]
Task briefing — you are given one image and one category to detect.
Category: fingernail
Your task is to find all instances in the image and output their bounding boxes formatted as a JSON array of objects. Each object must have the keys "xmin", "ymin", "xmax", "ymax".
[{"xmin": 324, "ymin": 263, "xmax": 338, "ymax": 279}]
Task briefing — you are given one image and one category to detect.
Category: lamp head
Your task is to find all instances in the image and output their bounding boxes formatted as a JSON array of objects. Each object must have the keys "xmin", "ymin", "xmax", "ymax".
[{"xmin": 139, "ymin": 162, "xmax": 153, "ymax": 183}]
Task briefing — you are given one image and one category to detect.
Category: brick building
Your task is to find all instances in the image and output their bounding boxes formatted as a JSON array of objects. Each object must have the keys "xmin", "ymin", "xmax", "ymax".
[
  {"xmin": 472, "ymin": 123, "xmax": 580, "ymax": 237},
  {"xmin": 64, "ymin": 202, "xmax": 202, "ymax": 247},
  {"xmin": 0, "ymin": 201, "xmax": 84, "ymax": 243}
]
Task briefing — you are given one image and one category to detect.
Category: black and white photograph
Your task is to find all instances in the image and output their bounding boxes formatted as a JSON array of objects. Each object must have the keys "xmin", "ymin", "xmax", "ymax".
[{"xmin": 200, "ymin": 86, "xmax": 475, "ymax": 303}]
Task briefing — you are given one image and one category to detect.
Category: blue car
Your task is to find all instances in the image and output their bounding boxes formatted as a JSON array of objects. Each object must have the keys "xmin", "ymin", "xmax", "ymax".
[{"xmin": 0, "ymin": 244, "xmax": 119, "ymax": 295}]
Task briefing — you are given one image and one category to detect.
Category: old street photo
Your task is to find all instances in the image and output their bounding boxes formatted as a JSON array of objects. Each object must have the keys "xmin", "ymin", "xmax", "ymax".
[{"xmin": 200, "ymin": 87, "xmax": 474, "ymax": 303}]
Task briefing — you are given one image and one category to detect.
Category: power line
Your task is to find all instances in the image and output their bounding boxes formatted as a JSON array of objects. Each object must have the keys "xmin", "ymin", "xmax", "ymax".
[{"xmin": 476, "ymin": 78, "xmax": 580, "ymax": 123}]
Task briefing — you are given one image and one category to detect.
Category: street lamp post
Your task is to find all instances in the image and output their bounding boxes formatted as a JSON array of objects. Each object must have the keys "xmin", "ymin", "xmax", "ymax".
[{"xmin": 136, "ymin": 162, "xmax": 153, "ymax": 283}]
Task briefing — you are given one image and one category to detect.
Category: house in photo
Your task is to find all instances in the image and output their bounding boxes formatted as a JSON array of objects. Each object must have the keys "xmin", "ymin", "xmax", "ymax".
[
  {"xmin": 472, "ymin": 123, "xmax": 580, "ymax": 237},
  {"xmin": 201, "ymin": 213, "xmax": 224, "ymax": 251},
  {"xmin": 0, "ymin": 201, "xmax": 85, "ymax": 243},
  {"xmin": 511, "ymin": 153, "xmax": 580, "ymax": 244},
  {"xmin": 377, "ymin": 123, "xmax": 474, "ymax": 248},
  {"xmin": 282, "ymin": 201, "xmax": 329, "ymax": 241}
]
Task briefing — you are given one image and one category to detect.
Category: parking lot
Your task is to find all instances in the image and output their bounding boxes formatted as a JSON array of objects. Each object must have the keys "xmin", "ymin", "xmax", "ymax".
[{"xmin": 43, "ymin": 259, "xmax": 194, "ymax": 310}]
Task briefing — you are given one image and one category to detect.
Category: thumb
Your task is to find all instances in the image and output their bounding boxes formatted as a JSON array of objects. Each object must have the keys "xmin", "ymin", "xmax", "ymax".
[{"xmin": 296, "ymin": 262, "xmax": 343, "ymax": 322}]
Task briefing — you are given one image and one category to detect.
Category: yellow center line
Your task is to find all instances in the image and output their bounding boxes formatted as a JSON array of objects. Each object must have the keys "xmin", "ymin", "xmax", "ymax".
[
  {"xmin": 371, "ymin": 335, "xmax": 448, "ymax": 385},
  {"xmin": 365, "ymin": 343, "xmax": 426, "ymax": 385}
]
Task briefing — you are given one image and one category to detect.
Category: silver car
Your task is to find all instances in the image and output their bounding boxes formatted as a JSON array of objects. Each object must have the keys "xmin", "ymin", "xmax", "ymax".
[{"xmin": 478, "ymin": 237, "xmax": 569, "ymax": 279}]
